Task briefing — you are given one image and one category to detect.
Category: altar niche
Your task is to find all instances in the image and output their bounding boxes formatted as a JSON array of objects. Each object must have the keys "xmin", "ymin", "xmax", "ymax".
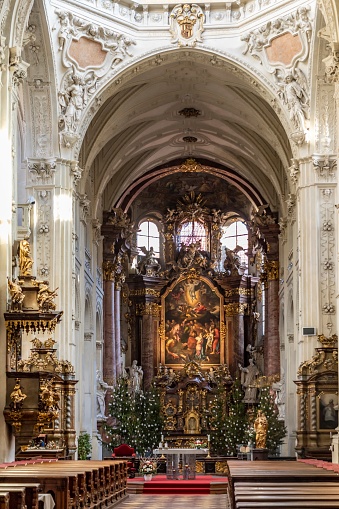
[{"xmin": 161, "ymin": 274, "xmax": 225, "ymax": 367}]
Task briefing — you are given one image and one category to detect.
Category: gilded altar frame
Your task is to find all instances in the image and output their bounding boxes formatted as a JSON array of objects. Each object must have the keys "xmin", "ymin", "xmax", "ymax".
[{"xmin": 160, "ymin": 273, "xmax": 225, "ymax": 367}]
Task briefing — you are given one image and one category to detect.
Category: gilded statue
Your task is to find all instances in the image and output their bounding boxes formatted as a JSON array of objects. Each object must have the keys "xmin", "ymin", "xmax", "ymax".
[
  {"xmin": 35, "ymin": 281, "xmax": 58, "ymax": 311},
  {"xmin": 7, "ymin": 278, "xmax": 25, "ymax": 307},
  {"xmin": 10, "ymin": 380, "xmax": 27, "ymax": 409},
  {"xmin": 39, "ymin": 379, "xmax": 60, "ymax": 410},
  {"xmin": 254, "ymin": 410, "xmax": 268, "ymax": 449},
  {"xmin": 19, "ymin": 239, "xmax": 33, "ymax": 276}
]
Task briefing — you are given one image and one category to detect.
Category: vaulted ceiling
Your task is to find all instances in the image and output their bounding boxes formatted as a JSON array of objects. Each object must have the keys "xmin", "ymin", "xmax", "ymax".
[{"xmin": 80, "ymin": 53, "xmax": 292, "ymax": 217}]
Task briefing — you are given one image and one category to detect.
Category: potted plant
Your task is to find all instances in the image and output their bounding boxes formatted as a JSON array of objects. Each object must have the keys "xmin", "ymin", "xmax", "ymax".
[
  {"xmin": 140, "ymin": 459, "xmax": 157, "ymax": 481},
  {"xmin": 77, "ymin": 432, "xmax": 92, "ymax": 460}
]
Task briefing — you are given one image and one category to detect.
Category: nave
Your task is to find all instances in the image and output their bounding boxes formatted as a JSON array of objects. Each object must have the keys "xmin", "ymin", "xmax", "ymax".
[{"xmin": 119, "ymin": 494, "xmax": 228, "ymax": 509}]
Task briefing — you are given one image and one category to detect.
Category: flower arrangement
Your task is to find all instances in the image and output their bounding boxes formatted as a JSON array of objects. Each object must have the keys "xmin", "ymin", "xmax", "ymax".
[{"xmin": 140, "ymin": 459, "xmax": 157, "ymax": 475}]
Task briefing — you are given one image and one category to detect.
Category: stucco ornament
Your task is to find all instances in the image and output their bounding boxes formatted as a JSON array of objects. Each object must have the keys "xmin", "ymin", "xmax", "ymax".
[
  {"xmin": 170, "ymin": 4, "xmax": 204, "ymax": 47},
  {"xmin": 276, "ymin": 69, "xmax": 309, "ymax": 133},
  {"xmin": 55, "ymin": 9, "xmax": 136, "ymax": 146}
]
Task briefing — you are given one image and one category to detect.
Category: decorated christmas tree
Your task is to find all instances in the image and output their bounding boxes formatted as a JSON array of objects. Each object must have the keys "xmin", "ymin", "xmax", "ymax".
[
  {"xmin": 224, "ymin": 377, "xmax": 248, "ymax": 455},
  {"xmin": 103, "ymin": 376, "xmax": 163, "ymax": 455},
  {"xmin": 134, "ymin": 386, "xmax": 163, "ymax": 455},
  {"xmin": 257, "ymin": 385, "xmax": 286, "ymax": 454},
  {"xmin": 209, "ymin": 385, "xmax": 228, "ymax": 455}
]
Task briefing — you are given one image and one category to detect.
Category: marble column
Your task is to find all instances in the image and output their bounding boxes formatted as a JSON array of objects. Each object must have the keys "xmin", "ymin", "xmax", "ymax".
[
  {"xmin": 265, "ymin": 261, "xmax": 280, "ymax": 376},
  {"xmin": 103, "ymin": 278, "xmax": 116, "ymax": 386},
  {"xmin": 138, "ymin": 302, "xmax": 161, "ymax": 390},
  {"xmin": 114, "ymin": 285, "xmax": 122, "ymax": 378}
]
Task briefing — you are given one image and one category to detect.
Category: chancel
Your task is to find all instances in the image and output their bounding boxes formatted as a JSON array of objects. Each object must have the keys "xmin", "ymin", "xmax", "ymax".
[{"xmin": 1, "ymin": 0, "xmax": 339, "ymax": 507}]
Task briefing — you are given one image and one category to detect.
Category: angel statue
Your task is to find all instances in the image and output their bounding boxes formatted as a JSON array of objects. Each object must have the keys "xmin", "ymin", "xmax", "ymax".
[
  {"xmin": 58, "ymin": 73, "xmax": 86, "ymax": 132},
  {"xmin": 7, "ymin": 278, "xmax": 25, "ymax": 308},
  {"xmin": 36, "ymin": 281, "xmax": 58, "ymax": 311},
  {"xmin": 137, "ymin": 246, "xmax": 161, "ymax": 276},
  {"xmin": 278, "ymin": 70, "xmax": 309, "ymax": 132},
  {"xmin": 224, "ymin": 245, "xmax": 243, "ymax": 275}
]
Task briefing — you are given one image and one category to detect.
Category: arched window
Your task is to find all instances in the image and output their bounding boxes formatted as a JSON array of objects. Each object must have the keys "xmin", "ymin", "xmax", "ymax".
[
  {"xmin": 220, "ymin": 219, "xmax": 248, "ymax": 270},
  {"xmin": 137, "ymin": 219, "xmax": 160, "ymax": 256},
  {"xmin": 178, "ymin": 220, "xmax": 207, "ymax": 250}
]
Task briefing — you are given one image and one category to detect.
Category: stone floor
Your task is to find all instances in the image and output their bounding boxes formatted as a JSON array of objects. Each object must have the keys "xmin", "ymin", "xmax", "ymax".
[{"xmin": 118, "ymin": 494, "xmax": 229, "ymax": 509}]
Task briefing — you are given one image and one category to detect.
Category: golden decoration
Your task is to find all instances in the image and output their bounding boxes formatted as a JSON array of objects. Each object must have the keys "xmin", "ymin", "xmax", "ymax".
[
  {"xmin": 158, "ymin": 322, "xmax": 165, "ymax": 342},
  {"xmin": 255, "ymin": 374, "xmax": 280, "ymax": 388},
  {"xmin": 215, "ymin": 461, "xmax": 228, "ymax": 474},
  {"xmin": 6, "ymin": 314, "xmax": 63, "ymax": 334},
  {"xmin": 136, "ymin": 303, "xmax": 161, "ymax": 317},
  {"xmin": 265, "ymin": 260, "xmax": 279, "ymax": 280},
  {"xmin": 129, "ymin": 288, "xmax": 160, "ymax": 297},
  {"xmin": 195, "ymin": 461, "xmax": 204, "ymax": 473},
  {"xmin": 10, "ymin": 379, "xmax": 27, "ymax": 410},
  {"xmin": 297, "ymin": 350, "xmax": 325, "ymax": 376},
  {"xmin": 19, "ymin": 239, "xmax": 33, "ymax": 276},
  {"xmin": 224, "ymin": 288, "xmax": 252, "ymax": 297},
  {"xmin": 179, "ymin": 158, "xmax": 204, "ymax": 173},
  {"xmin": 318, "ymin": 333, "xmax": 338, "ymax": 348},
  {"xmin": 224, "ymin": 303, "xmax": 248, "ymax": 316}
]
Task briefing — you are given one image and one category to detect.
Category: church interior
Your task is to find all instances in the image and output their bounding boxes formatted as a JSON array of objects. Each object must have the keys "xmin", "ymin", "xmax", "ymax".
[{"xmin": 1, "ymin": 0, "xmax": 339, "ymax": 505}]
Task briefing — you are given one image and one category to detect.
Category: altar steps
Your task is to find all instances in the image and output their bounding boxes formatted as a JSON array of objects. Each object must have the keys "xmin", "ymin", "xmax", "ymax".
[{"xmin": 127, "ymin": 475, "xmax": 228, "ymax": 495}]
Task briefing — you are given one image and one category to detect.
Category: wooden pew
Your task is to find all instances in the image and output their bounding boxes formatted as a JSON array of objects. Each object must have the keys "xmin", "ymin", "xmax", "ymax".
[
  {"xmin": 0, "ymin": 493, "xmax": 9, "ymax": 509},
  {"xmin": 0, "ymin": 484, "xmax": 40, "ymax": 509},
  {"xmin": 0, "ymin": 488, "xmax": 25, "ymax": 509},
  {"xmin": 226, "ymin": 460, "xmax": 339, "ymax": 509},
  {"xmin": 0, "ymin": 471, "xmax": 76, "ymax": 509},
  {"xmin": 0, "ymin": 459, "xmax": 127, "ymax": 509}
]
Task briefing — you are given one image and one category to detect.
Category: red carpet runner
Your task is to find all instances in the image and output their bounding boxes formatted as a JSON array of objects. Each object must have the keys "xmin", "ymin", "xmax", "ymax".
[{"xmin": 129, "ymin": 474, "xmax": 228, "ymax": 494}]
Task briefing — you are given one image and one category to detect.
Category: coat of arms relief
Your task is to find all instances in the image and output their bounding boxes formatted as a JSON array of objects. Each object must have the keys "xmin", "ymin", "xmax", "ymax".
[{"xmin": 170, "ymin": 4, "xmax": 205, "ymax": 47}]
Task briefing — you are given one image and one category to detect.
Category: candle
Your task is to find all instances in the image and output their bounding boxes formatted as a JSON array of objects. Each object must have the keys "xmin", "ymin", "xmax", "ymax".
[
  {"xmin": 161, "ymin": 434, "xmax": 164, "ymax": 442},
  {"xmin": 207, "ymin": 434, "xmax": 210, "ymax": 441}
]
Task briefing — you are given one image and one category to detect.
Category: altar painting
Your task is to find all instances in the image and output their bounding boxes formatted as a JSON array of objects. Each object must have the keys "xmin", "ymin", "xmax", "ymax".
[{"xmin": 163, "ymin": 277, "xmax": 222, "ymax": 365}]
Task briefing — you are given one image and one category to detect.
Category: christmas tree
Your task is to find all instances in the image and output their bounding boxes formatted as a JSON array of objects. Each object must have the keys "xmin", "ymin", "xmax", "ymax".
[
  {"xmin": 257, "ymin": 385, "xmax": 286, "ymax": 454},
  {"xmin": 103, "ymin": 377, "xmax": 163, "ymax": 456},
  {"xmin": 224, "ymin": 377, "xmax": 248, "ymax": 455},
  {"xmin": 209, "ymin": 385, "xmax": 228, "ymax": 455}
]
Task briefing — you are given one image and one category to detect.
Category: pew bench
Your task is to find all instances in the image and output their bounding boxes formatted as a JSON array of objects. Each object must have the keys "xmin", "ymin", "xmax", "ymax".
[
  {"xmin": 227, "ymin": 460, "xmax": 339, "ymax": 509},
  {"xmin": 0, "ymin": 460, "xmax": 127, "ymax": 509},
  {"xmin": 0, "ymin": 493, "xmax": 9, "ymax": 509},
  {"xmin": 0, "ymin": 488, "xmax": 25, "ymax": 509},
  {"xmin": 0, "ymin": 484, "xmax": 40, "ymax": 509}
]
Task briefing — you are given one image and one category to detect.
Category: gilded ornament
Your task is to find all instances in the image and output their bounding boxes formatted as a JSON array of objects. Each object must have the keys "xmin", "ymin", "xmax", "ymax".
[
  {"xmin": 224, "ymin": 303, "xmax": 248, "ymax": 315},
  {"xmin": 195, "ymin": 460, "xmax": 204, "ymax": 473},
  {"xmin": 178, "ymin": 158, "xmax": 204, "ymax": 173},
  {"xmin": 318, "ymin": 333, "xmax": 338, "ymax": 348},
  {"xmin": 265, "ymin": 260, "xmax": 279, "ymax": 280},
  {"xmin": 136, "ymin": 303, "xmax": 161, "ymax": 317},
  {"xmin": 129, "ymin": 288, "xmax": 160, "ymax": 297},
  {"xmin": 215, "ymin": 461, "xmax": 228, "ymax": 474}
]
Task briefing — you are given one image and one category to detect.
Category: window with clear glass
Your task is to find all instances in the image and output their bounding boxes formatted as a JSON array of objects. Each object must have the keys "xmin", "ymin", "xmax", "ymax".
[
  {"xmin": 137, "ymin": 219, "xmax": 160, "ymax": 256},
  {"xmin": 220, "ymin": 219, "xmax": 248, "ymax": 270},
  {"xmin": 178, "ymin": 221, "xmax": 207, "ymax": 250}
]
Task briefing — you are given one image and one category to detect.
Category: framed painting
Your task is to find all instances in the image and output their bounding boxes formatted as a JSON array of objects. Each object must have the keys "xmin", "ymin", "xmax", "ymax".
[
  {"xmin": 317, "ymin": 393, "xmax": 338, "ymax": 430},
  {"xmin": 161, "ymin": 274, "xmax": 224, "ymax": 366}
]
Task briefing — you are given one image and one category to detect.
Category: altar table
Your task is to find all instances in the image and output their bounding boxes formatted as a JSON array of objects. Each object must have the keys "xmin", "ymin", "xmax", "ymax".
[{"xmin": 153, "ymin": 448, "xmax": 209, "ymax": 479}]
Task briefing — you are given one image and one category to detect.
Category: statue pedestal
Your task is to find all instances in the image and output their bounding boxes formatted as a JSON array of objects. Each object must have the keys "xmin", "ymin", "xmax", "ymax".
[{"xmin": 252, "ymin": 448, "xmax": 268, "ymax": 461}]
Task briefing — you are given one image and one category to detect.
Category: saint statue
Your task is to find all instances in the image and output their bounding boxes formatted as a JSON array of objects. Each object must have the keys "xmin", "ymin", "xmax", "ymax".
[
  {"xmin": 10, "ymin": 380, "xmax": 27, "ymax": 409},
  {"xmin": 238, "ymin": 357, "xmax": 260, "ymax": 403},
  {"xmin": 96, "ymin": 371, "xmax": 113, "ymax": 419},
  {"xmin": 254, "ymin": 410, "xmax": 268, "ymax": 449},
  {"xmin": 19, "ymin": 239, "xmax": 33, "ymax": 276},
  {"xmin": 129, "ymin": 360, "xmax": 143, "ymax": 393}
]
